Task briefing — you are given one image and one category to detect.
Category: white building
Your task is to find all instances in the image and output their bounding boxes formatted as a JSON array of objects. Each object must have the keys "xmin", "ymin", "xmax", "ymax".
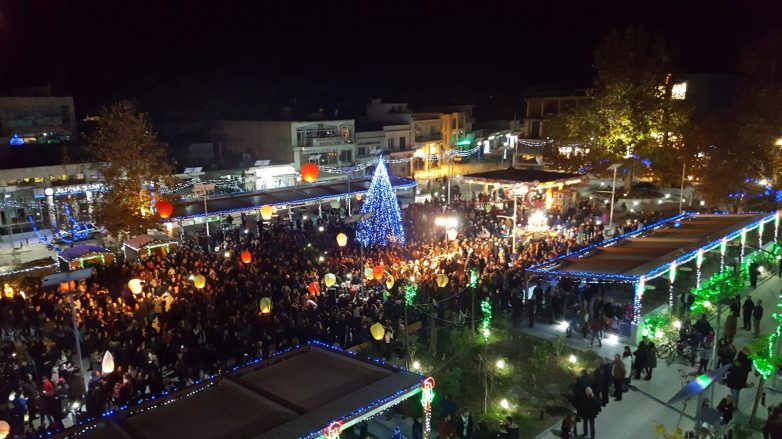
[{"xmin": 212, "ymin": 119, "xmax": 356, "ymax": 178}]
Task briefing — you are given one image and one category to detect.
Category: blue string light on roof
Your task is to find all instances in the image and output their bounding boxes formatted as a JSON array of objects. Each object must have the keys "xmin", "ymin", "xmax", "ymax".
[
  {"xmin": 9, "ymin": 133, "xmax": 23, "ymax": 146},
  {"xmin": 356, "ymin": 158, "xmax": 406, "ymax": 247}
]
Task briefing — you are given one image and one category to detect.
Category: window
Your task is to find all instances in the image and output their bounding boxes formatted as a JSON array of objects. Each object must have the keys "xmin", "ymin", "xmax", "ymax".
[
  {"xmin": 399, "ymin": 137, "xmax": 406, "ymax": 149},
  {"xmin": 339, "ymin": 150, "xmax": 352, "ymax": 163},
  {"xmin": 388, "ymin": 138, "xmax": 395, "ymax": 149},
  {"xmin": 358, "ymin": 147, "xmax": 367, "ymax": 156}
]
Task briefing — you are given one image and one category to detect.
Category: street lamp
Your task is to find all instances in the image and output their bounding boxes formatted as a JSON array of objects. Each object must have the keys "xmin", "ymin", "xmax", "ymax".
[
  {"xmin": 435, "ymin": 216, "xmax": 458, "ymax": 244},
  {"xmin": 607, "ymin": 163, "xmax": 622, "ymax": 231}
]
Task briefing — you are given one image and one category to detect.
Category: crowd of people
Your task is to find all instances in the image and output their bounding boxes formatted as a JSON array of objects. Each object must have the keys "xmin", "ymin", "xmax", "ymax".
[{"xmin": 0, "ymin": 186, "xmax": 656, "ymax": 438}]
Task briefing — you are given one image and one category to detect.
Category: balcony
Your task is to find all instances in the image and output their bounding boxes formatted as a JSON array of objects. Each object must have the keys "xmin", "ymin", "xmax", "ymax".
[
  {"xmin": 415, "ymin": 134, "xmax": 441, "ymax": 142},
  {"xmin": 296, "ymin": 136, "xmax": 353, "ymax": 147}
]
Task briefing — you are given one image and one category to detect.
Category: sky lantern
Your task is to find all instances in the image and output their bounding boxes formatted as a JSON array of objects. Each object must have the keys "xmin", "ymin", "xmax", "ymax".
[
  {"xmin": 260, "ymin": 297, "xmax": 272, "ymax": 314},
  {"xmin": 301, "ymin": 163, "xmax": 319, "ymax": 183},
  {"xmin": 336, "ymin": 232, "xmax": 348, "ymax": 247},
  {"xmin": 102, "ymin": 351, "xmax": 114, "ymax": 374},
  {"xmin": 128, "ymin": 278, "xmax": 143, "ymax": 295},
  {"xmin": 364, "ymin": 267, "xmax": 374, "ymax": 279},
  {"xmin": 436, "ymin": 274, "xmax": 449, "ymax": 288},
  {"xmin": 324, "ymin": 273, "xmax": 337, "ymax": 287},
  {"xmin": 308, "ymin": 281, "xmax": 320, "ymax": 295},
  {"xmin": 385, "ymin": 275, "xmax": 395, "ymax": 290},
  {"xmin": 3, "ymin": 284, "xmax": 13, "ymax": 298},
  {"xmin": 370, "ymin": 322, "xmax": 385, "ymax": 341},
  {"xmin": 240, "ymin": 250, "xmax": 252, "ymax": 264},
  {"xmin": 260, "ymin": 205, "xmax": 273, "ymax": 221},
  {"xmin": 372, "ymin": 265, "xmax": 384, "ymax": 280},
  {"xmin": 193, "ymin": 274, "xmax": 206, "ymax": 289},
  {"xmin": 156, "ymin": 200, "xmax": 173, "ymax": 219}
]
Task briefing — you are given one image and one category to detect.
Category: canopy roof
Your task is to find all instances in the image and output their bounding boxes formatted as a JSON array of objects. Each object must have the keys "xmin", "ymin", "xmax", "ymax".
[
  {"xmin": 123, "ymin": 234, "xmax": 177, "ymax": 251},
  {"xmin": 528, "ymin": 212, "xmax": 777, "ymax": 282},
  {"xmin": 57, "ymin": 342, "xmax": 423, "ymax": 439},
  {"xmin": 58, "ymin": 245, "xmax": 110, "ymax": 261},
  {"xmin": 462, "ymin": 166, "xmax": 582, "ymax": 187},
  {"xmin": 172, "ymin": 176, "xmax": 416, "ymax": 220}
]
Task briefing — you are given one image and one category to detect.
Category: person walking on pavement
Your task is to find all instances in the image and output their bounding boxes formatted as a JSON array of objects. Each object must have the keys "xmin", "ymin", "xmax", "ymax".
[
  {"xmin": 622, "ymin": 346, "xmax": 633, "ymax": 389},
  {"xmin": 529, "ymin": 281, "xmax": 542, "ymax": 328},
  {"xmin": 750, "ymin": 261, "xmax": 760, "ymax": 288},
  {"xmin": 725, "ymin": 310, "xmax": 738, "ymax": 343},
  {"xmin": 743, "ymin": 296, "xmax": 755, "ymax": 331},
  {"xmin": 754, "ymin": 300, "xmax": 764, "ymax": 337},
  {"xmin": 612, "ymin": 354, "xmax": 626, "ymax": 401},
  {"xmin": 599, "ymin": 357, "xmax": 612, "ymax": 406},
  {"xmin": 645, "ymin": 342, "xmax": 657, "ymax": 379},
  {"xmin": 578, "ymin": 387, "xmax": 601, "ymax": 439},
  {"xmin": 726, "ymin": 347, "xmax": 752, "ymax": 405}
]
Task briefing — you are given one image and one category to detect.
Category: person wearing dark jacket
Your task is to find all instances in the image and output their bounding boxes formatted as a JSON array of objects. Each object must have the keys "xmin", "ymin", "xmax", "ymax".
[
  {"xmin": 612, "ymin": 354, "xmax": 626, "ymax": 401},
  {"xmin": 743, "ymin": 296, "xmax": 755, "ymax": 330},
  {"xmin": 727, "ymin": 348, "xmax": 752, "ymax": 405},
  {"xmin": 577, "ymin": 387, "xmax": 601, "ymax": 439},
  {"xmin": 754, "ymin": 300, "xmax": 764, "ymax": 337},
  {"xmin": 455, "ymin": 409, "xmax": 473, "ymax": 439}
]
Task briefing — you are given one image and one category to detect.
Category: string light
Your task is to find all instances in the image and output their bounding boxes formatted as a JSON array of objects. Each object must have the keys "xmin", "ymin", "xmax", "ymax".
[
  {"xmin": 634, "ymin": 278, "xmax": 645, "ymax": 325},
  {"xmin": 355, "ymin": 159, "xmax": 406, "ymax": 247},
  {"xmin": 481, "ymin": 298, "xmax": 492, "ymax": 340},
  {"xmin": 668, "ymin": 261, "xmax": 676, "ymax": 306}
]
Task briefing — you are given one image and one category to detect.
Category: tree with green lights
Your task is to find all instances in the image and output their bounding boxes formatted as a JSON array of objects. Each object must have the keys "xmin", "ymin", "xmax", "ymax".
[{"xmin": 545, "ymin": 25, "xmax": 691, "ymax": 190}]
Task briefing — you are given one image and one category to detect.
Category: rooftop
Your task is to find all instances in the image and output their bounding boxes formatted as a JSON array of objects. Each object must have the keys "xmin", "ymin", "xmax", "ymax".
[
  {"xmin": 462, "ymin": 166, "xmax": 581, "ymax": 186},
  {"xmin": 528, "ymin": 212, "xmax": 776, "ymax": 281},
  {"xmin": 57, "ymin": 343, "xmax": 423, "ymax": 439}
]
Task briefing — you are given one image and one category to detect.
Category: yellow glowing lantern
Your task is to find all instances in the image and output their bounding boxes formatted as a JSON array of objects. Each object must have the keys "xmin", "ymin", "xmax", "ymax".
[
  {"xmin": 3, "ymin": 284, "xmax": 13, "ymax": 298},
  {"xmin": 385, "ymin": 275, "xmax": 395, "ymax": 290},
  {"xmin": 364, "ymin": 267, "xmax": 374, "ymax": 279},
  {"xmin": 260, "ymin": 205, "xmax": 274, "ymax": 221},
  {"xmin": 101, "ymin": 351, "xmax": 114, "ymax": 374},
  {"xmin": 193, "ymin": 274, "xmax": 206, "ymax": 289},
  {"xmin": 260, "ymin": 297, "xmax": 272, "ymax": 314},
  {"xmin": 324, "ymin": 273, "xmax": 337, "ymax": 287},
  {"xmin": 0, "ymin": 420, "xmax": 9, "ymax": 439},
  {"xmin": 447, "ymin": 228, "xmax": 458, "ymax": 241},
  {"xmin": 128, "ymin": 278, "xmax": 143, "ymax": 295},
  {"xmin": 336, "ymin": 232, "xmax": 348, "ymax": 247},
  {"xmin": 436, "ymin": 274, "xmax": 449, "ymax": 288},
  {"xmin": 370, "ymin": 322, "xmax": 385, "ymax": 341}
]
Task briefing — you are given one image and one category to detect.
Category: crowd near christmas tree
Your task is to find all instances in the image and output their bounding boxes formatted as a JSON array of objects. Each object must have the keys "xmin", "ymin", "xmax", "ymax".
[{"xmin": 0, "ymin": 185, "xmax": 663, "ymax": 438}]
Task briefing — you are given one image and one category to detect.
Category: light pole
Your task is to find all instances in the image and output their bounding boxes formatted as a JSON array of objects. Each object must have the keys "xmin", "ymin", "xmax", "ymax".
[
  {"xmin": 607, "ymin": 163, "xmax": 623, "ymax": 232},
  {"xmin": 194, "ymin": 183, "xmax": 215, "ymax": 240},
  {"xmin": 679, "ymin": 159, "xmax": 686, "ymax": 215}
]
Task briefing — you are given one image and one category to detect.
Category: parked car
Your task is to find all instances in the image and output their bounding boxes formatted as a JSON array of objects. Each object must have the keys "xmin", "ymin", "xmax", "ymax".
[{"xmin": 54, "ymin": 223, "xmax": 106, "ymax": 243}]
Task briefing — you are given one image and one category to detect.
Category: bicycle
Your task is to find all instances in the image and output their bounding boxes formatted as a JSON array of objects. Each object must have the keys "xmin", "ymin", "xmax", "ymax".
[
  {"xmin": 657, "ymin": 340, "xmax": 693, "ymax": 361},
  {"xmin": 453, "ymin": 310, "xmax": 470, "ymax": 326}
]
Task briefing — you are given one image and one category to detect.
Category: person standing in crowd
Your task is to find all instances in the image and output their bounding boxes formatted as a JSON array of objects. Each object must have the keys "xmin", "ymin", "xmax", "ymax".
[
  {"xmin": 743, "ymin": 296, "xmax": 755, "ymax": 331},
  {"xmin": 718, "ymin": 395, "xmax": 735, "ymax": 425},
  {"xmin": 634, "ymin": 337, "xmax": 649, "ymax": 380},
  {"xmin": 754, "ymin": 300, "xmax": 765, "ymax": 337},
  {"xmin": 644, "ymin": 342, "xmax": 657, "ymax": 380},
  {"xmin": 622, "ymin": 346, "xmax": 634, "ymax": 389},
  {"xmin": 727, "ymin": 347, "xmax": 753, "ymax": 405},
  {"xmin": 725, "ymin": 310, "xmax": 738, "ymax": 343},
  {"xmin": 455, "ymin": 409, "xmax": 473, "ymax": 439},
  {"xmin": 560, "ymin": 413, "xmax": 575, "ymax": 439},
  {"xmin": 612, "ymin": 354, "xmax": 626, "ymax": 401},
  {"xmin": 577, "ymin": 387, "xmax": 601, "ymax": 439}
]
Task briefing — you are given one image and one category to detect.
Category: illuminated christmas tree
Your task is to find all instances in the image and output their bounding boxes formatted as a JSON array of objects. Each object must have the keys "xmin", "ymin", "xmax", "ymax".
[{"xmin": 356, "ymin": 159, "xmax": 405, "ymax": 247}]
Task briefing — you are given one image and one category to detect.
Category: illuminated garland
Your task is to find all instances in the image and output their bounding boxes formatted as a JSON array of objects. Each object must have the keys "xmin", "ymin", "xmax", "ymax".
[
  {"xmin": 27, "ymin": 214, "xmax": 61, "ymax": 253},
  {"xmin": 469, "ymin": 268, "xmax": 479, "ymax": 289},
  {"xmin": 319, "ymin": 145, "xmax": 482, "ymax": 175},
  {"xmin": 750, "ymin": 294, "xmax": 782, "ymax": 379},
  {"xmin": 689, "ymin": 268, "xmax": 744, "ymax": 316},
  {"xmin": 420, "ymin": 377, "xmax": 436, "ymax": 439},
  {"xmin": 480, "ymin": 298, "xmax": 492, "ymax": 339},
  {"xmin": 404, "ymin": 284, "xmax": 418, "ymax": 306}
]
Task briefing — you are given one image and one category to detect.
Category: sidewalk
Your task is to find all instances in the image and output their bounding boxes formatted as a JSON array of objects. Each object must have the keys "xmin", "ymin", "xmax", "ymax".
[
  {"xmin": 0, "ymin": 230, "xmax": 57, "ymax": 273},
  {"xmin": 529, "ymin": 272, "xmax": 782, "ymax": 439}
]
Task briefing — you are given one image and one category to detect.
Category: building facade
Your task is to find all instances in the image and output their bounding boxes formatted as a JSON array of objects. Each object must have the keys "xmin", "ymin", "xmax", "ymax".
[
  {"xmin": 523, "ymin": 91, "xmax": 591, "ymax": 139},
  {"xmin": 0, "ymin": 95, "xmax": 77, "ymax": 145}
]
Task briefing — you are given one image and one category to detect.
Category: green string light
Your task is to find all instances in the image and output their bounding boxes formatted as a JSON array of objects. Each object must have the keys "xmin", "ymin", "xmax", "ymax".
[
  {"xmin": 404, "ymin": 284, "xmax": 417, "ymax": 306},
  {"xmin": 480, "ymin": 298, "xmax": 492, "ymax": 340},
  {"xmin": 469, "ymin": 268, "xmax": 478, "ymax": 289}
]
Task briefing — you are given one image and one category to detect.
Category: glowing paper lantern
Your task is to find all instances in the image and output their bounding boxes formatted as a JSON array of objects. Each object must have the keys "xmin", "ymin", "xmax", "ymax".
[
  {"xmin": 386, "ymin": 275, "xmax": 395, "ymax": 290},
  {"xmin": 260, "ymin": 297, "xmax": 272, "ymax": 314},
  {"xmin": 240, "ymin": 250, "xmax": 252, "ymax": 264},
  {"xmin": 447, "ymin": 228, "xmax": 458, "ymax": 241},
  {"xmin": 193, "ymin": 275, "xmax": 206, "ymax": 289},
  {"xmin": 372, "ymin": 265, "xmax": 384, "ymax": 280},
  {"xmin": 308, "ymin": 281, "xmax": 320, "ymax": 295},
  {"xmin": 301, "ymin": 163, "xmax": 320, "ymax": 183},
  {"xmin": 3, "ymin": 284, "xmax": 13, "ymax": 298},
  {"xmin": 156, "ymin": 200, "xmax": 173, "ymax": 219},
  {"xmin": 101, "ymin": 351, "xmax": 114, "ymax": 374},
  {"xmin": 364, "ymin": 267, "xmax": 374, "ymax": 279},
  {"xmin": 436, "ymin": 274, "xmax": 449, "ymax": 288},
  {"xmin": 0, "ymin": 420, "xmax": 10, "ymax": 439},
  {"xmin": 128, "ymin": 278, "xmax": 143, "ymax": 295},
  {"xmin": 370, "ymin": 322, "xmax": 385, "ymax": 341},
  {"xmin": 324, "ymin": 273, "xmax": 337, "ymax": 287},
  {"xmin": 260, "ymin": 205, "xmax": 273, "ymax": 221},
  {"xmin": 336, "ymin": 232, "xmax": 348, "ymax": 247}
]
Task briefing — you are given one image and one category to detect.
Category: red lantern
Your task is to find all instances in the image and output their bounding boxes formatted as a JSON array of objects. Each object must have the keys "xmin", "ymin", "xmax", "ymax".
[
  {"xmin": 156, "ymin": 200, "xmax": 174, "ymax": 219},
  {"xmin": 372, "ymin": 265, "xmax": 384, "ymax": 280},
  {"xmin": 240, "ymin": 250, "xmax": 252, "ymax": 264},
  {"xmin": 308, "ymin": 281, "xmax": 321, "ymax": 295},
  {"xmin": 301, "ymin": 163, "xmax": 320, "ymax": 183}
]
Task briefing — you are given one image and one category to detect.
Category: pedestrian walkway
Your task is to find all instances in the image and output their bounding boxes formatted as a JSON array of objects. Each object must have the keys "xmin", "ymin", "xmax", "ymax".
[
  {"xmin": 0, "ymin": 231, "xmax": 57, "ymax": 273},
  {"xmin": 528, "ymin": 271, "xmax": 782, "ymax": 439}
]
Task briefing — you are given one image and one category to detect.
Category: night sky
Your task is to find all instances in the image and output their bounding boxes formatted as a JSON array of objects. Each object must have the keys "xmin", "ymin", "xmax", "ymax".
[{"xmin": 1, "ymin": 0, "xmax": 780, "ymax": 118}]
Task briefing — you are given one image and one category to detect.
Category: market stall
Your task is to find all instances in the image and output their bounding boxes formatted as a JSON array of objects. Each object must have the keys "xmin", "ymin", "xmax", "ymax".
[
  {"xmin": 123, "ymin": 234, "xmax": 179, "ymax": 260},
  {"xmin": 58, "ymin": 245, "xmax": 115, "ymax": 271}
]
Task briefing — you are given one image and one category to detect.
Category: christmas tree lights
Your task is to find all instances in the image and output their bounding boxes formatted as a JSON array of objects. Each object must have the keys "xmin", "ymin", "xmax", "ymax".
[
  {"xmin": 481, "ymin": 298, "xmax": 492, "ymax": 339},
  {"xmin": 404, "ymin": 284, "xmax": 417, "ymax": 306},
  {"xmin": 356, "ymin": 159, "xmax": 406, "ymax": 247}
]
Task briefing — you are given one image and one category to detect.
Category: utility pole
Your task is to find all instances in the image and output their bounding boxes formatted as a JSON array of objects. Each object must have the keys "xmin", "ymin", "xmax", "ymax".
[{"xmin": 608, "ymin": 163, "xmax": 622, "ymax": 232}]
